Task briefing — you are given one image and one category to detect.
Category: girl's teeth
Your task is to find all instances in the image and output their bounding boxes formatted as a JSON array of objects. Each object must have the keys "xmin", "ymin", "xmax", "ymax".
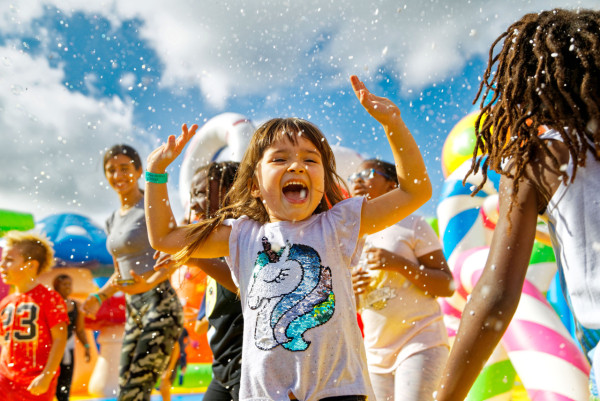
[{"xmin": 300, "ymin": 189, "xmax": 307, "ymax": 199}]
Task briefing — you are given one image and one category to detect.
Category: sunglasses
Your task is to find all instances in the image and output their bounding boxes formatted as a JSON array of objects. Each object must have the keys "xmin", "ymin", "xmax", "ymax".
[{"xmin": 347, "ymin": 168, "xmax": 393, "ymax": 183}]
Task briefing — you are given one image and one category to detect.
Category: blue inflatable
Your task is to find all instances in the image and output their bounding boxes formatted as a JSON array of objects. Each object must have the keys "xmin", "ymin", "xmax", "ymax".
[{"xmin": 37, "ymin": 213, "xmax": 112, "ymax": 266}]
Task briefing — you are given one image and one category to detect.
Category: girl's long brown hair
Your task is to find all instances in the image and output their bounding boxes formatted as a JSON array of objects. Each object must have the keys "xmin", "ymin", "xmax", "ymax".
[
  {"xmin": 466, "ymin": 8, "xmax": 600, "ymax": 202},
  {"xmin": 174, "ymin": 117, "xmax": 346, "ymax": 264}
]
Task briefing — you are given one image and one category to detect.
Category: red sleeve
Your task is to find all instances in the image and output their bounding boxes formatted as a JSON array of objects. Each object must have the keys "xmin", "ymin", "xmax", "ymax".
[{"xmin": 44, "ymin": 289, "xmax": 69, "ymax": 329}]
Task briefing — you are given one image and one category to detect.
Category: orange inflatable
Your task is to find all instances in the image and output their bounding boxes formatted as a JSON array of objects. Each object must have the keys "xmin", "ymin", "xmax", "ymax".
[{"xmin": 171, "ymin": 264, "xmax": 213, "ymax": 363}]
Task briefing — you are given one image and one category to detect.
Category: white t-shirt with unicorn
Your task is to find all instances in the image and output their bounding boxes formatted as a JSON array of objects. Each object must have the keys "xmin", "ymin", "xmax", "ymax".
[{"xmin": 224, "ymin": 196, "xmax": 374, "ymax": 401}]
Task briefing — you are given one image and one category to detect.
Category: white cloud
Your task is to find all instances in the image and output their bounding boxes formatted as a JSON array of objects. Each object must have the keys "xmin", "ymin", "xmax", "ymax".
[
  {"xmin": 0, "ymin": 0, "xmax": 597, "ymax": 225},
  {"xmin": 2, "ymin": 0, "xmax": 598, "ymax": 103},
  {"xmin": 0, "ymin": 45, "xmax": 146, "ymax": 224}
]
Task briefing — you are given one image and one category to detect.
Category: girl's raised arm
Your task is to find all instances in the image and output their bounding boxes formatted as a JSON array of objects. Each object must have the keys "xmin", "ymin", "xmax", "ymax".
[
  {"xmin": 145, "ymin": 124, "xmax": 230, "ymax": 258},
  {"xmin": 351, "ymin": 75, "xmax": 432, "ymax": 236}
]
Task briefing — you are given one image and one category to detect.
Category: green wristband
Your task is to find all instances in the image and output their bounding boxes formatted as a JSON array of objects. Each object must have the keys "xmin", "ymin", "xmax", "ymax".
[
  {"xmin": 145, "ymin": 171, "xmax": 168, "ymax": 184},
  {"xmin": 91, "ymin": 293, "xmax": 103, "ymax": 304}
]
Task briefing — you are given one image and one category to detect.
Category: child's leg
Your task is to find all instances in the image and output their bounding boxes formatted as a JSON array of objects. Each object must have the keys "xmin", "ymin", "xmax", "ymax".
[
  {"xmin": 368, "ymin": 370, "xmax": 395, "ymax": 401},
  {"xmin": 392, "ymin": 346, "xmax": 448, "ymax": 401},
  {"xmin": 118, "ymin": 282, "xmax": 183, "ymax": 401},
  {"xmin": 118, "ymin": 301, "xmax": 143, "ymax": 399},
  {"xmin": 56, "ymin": 351, "xmax": 74, "ymax": 401}
]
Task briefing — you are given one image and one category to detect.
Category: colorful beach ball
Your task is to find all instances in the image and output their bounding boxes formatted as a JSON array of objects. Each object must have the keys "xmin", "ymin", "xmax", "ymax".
[{"xmin": 441, "ymin": 111, "xmax": 482, "ymax": 178}]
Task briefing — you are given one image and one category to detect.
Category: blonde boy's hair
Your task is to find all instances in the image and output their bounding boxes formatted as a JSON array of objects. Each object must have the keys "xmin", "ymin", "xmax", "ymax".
[{"xmin": 3, "ymin": 230, "xmax": 55, "ymax": 274}]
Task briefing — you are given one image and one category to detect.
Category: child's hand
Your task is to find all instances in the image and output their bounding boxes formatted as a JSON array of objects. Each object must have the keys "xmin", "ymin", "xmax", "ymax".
[
  {"xmin": 352, "ymin": 269, "xmax": 371, "ymax": 294},
  {"xmin": 350, "ymin": 75, "xmax": 401, "ymax": 128},
  {"xmin": 362, "ymin": 247, "xmax": 395, "ymax": 271},
  {"xmin": 82, "ymin": 295, "xmax": 102, "ymax": 319},
  {"xmin": 147, "ymin": 123, "xmax": 198, "ymax": 173},
  {"xmin": 113, "ymin": 271, "xmax": 151, "ymax": 295},
  {"xmin": 153, "ymin": 250, "xmax": 176, "ymax": 271},
  {"xmin": 27, "ymin": 372, "xmax": 52, "ymax": 395}
]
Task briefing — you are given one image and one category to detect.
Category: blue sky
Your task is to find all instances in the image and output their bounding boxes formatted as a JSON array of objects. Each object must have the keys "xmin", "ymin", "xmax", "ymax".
[{"xmin": 1, "ymin": 0, "xmax": 596, "ymax": 225}]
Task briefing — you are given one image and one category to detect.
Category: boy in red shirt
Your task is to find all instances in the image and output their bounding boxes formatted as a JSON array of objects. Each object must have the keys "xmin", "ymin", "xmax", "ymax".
[{"xmin": 0, "ymin": 230, "xmax": 68, "ymax": 401}]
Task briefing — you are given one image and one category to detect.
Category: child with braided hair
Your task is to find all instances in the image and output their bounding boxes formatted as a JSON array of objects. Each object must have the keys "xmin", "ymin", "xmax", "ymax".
[
  {"xmin": 436, "ymin": 8, "xmax": 600, "ymax": 401},
  {"xmin": 157, "ymin": 161, "xmax": 242, "ymax": 401}
]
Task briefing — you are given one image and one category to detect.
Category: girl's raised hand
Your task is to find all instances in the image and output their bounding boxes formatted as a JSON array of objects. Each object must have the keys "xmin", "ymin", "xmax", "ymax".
[
  {"xmin": 147, "ymin": 123, "xmax": 198, "ymax": 173},
  {"xmin": 350, "ymin": 75, "xmax": 401, "ymax": 128}
]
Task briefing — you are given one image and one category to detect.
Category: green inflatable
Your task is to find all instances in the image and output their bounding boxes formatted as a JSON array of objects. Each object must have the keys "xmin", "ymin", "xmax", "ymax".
[
  {"xmin": 173, "ymin": 363, "xmax": 213, "ymax": 389},
  {"xmin": 0, "ymin": 209, "xmax": 35, "ymax": 236}
]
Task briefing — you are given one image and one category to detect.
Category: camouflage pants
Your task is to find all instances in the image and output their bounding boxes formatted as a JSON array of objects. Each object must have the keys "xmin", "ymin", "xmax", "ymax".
[{"xmin": 118, "ymin": 280, "xmax": 183, "ymax": 401}]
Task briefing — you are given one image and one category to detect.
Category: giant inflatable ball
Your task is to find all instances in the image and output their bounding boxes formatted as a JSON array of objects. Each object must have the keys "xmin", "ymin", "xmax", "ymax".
[{"xmin": 441, "ymin": 111, "xmax": 481, "ymax": 178}]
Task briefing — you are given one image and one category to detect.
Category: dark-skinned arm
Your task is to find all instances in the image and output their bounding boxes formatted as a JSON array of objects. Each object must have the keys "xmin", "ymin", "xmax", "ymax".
[
  {"xmin": 436, "ymin": 175, "xmax": 539, "ymax": 401},
  {"xmin": 154, "ymin": 253, "xmax": 237, "ymax": 293}
]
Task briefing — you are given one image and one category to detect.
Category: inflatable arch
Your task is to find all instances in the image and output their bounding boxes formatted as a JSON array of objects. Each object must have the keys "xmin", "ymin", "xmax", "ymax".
[{"xmin": 178, "ymin": 112, "xmax": 255, "ymax": 209}]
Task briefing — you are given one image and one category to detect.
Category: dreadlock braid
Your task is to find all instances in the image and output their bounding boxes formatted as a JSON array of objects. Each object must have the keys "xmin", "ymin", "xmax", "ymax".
[{"xmin": 467, "ymin": 8, "xmax": 600, "ymax": 201}]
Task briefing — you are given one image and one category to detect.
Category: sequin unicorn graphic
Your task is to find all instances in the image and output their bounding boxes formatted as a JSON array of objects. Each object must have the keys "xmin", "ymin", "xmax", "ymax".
[{"xmin": 247, "ymin": 237, "xmax": 335, "ymax": 352}]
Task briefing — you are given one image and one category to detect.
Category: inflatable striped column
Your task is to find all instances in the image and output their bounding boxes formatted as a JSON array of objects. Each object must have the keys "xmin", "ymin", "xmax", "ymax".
[
  {"xmin": 436, "ymin": 162, "xmax": 499, "ymax": 335},
  {"xmin": 437, "ymin": 160, "xmax": 501, "ymax": 267},
  {"xmin": 456, "ymin": 247, "xmax": 590, "ymax": 400},
  {"xmin": 453, "ymin": 247, "xmax": 515, "ymax": 401},
  {"xmin": 502, "ymin": 279, "xmax": 590, "ymax": 400}
]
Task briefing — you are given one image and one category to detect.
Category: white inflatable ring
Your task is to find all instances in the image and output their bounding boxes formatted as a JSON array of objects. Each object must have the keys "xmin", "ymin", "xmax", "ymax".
[{"xmin": 178, "ymin": 113, "xmax": 255, "ymax": 207}]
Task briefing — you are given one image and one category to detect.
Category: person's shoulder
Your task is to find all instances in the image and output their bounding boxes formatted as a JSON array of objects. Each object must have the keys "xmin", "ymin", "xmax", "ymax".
[
  {"xmin": 223, "ymin": 214, "xmax": 258, "ymax": 231},
  {"xmin": 333, "ymin": 196, "xmax": 363, "ymax": 207},
  {"xmin": 327, "ymin": 196, "xmax": 364, "ymax": 216},
  {"xmin": 538, "ymin": 129, "xmax": 570, "ymax": 161}
]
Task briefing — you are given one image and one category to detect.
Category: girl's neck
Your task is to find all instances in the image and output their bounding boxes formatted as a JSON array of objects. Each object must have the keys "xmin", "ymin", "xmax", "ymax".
[{"xmin": 119, "ymin": 188, "xmax": 143, "ymax": 213}]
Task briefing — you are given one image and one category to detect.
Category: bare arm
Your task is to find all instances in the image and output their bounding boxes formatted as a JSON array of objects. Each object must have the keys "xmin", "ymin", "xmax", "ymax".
[
  {"xmin": 185, "ymin": 258, "xmax": 237, "ymax": 293},
  {"xmin": 365, "ymin": 248, "xmax": 454, "ymax": 297},
  {"xmin": 97, "ymin": 261, "xmax": 121, "ymax": 299},
  {"xmin": 145, "ymin": 124, "xmax": 231, "ymax": 258},
  {"xmin": 114, "ymin": 266, "xmax": 174, "ymax": 295},
  {"xmin": 27, "ymin": 322, "xmax": 68, "ymax": 395},
  {"xmin": 153, "ymin": 252, "xmax": 236, "ymax": 293},
  {"xmin": 194, "ymin": 317, "xmax": 209, "ymax": 336},
  {"xmin": 351, "ymin": 76, "xmax": 432, "ymax": 236},
  {"xmin": 436, "ymin": 176, "xmax": 539, "ymax": 401},
  {"xmin": 73, "ymin": 300, "xmax": 91, "ymax": 362},
  {"xmin": 82, "ymin": 261, "xmax": 120, "ymax": 317}
]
